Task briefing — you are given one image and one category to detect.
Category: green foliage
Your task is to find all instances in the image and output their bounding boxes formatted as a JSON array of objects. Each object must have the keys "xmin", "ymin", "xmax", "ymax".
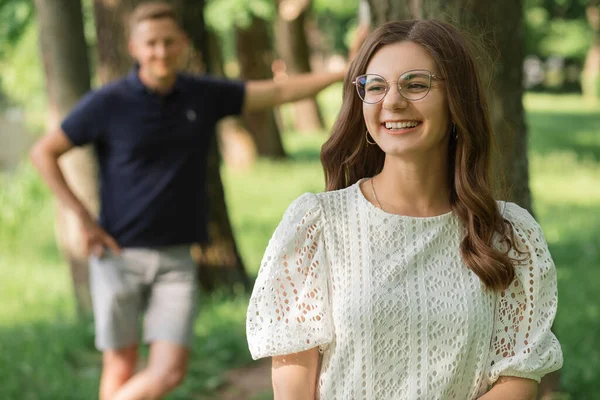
[
  {"xmin": 524, "ymin": 93, "xmax": 600, "ymax": 397},
  {"xmin": 0, "ymin": 162, "xmax": 52, "ymax": 252},
  {"xmin": 0, "ymin": 0, "xmax": 37, "ymax": 107},
  {"xmin": 312, "ymin": 1, "xmax": 359, "ymax": 55},
  {"xmin": 0, "ymin": 0, "xmax": 34, "ymax": 58},
  {"xmin": 0, "ymin": 0, "xmax": 96, "ymax": 124},
  {"xmin": 0, "ymin": 20, "xmax": 46, "ymax": 122},
  {"xmin": 313, "ymin": 0, "xmax": 357, "ymax": 18},
  {"xmin": 203, "ymin": 0, "xmax": 276, "ymax": 70},
  {"xmin": 526, "ymin": 9, "xmax": 592, "ymax": 61},
  {"xmin": 524, "ymin": 0, "xmax": 594, "ymax": 62},
  {"xmin": 204, "ymin": 0, "xmax": 275, "ymax": 33}
]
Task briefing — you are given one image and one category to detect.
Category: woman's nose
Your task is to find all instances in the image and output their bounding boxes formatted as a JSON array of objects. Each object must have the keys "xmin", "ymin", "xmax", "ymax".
[{"xmin": 382, "ymin": 86, "xmax": 409, "ymax": 110}]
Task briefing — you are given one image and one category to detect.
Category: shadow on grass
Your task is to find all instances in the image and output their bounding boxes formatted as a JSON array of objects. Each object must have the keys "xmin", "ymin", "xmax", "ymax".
[
  {"xmin": 0, "ymin": 293, "xmax": 256, "ymax": 400},
  {"xmin": 527, "ymin": 111, "xmax": 600, "ymax": 162},
  {"xmin": 0, "ymin": 317, "xmax": 100, "ymax": 400},
  {"xmin": 289, "ymin": 147, "xmax": 321, "ymax": 164}
]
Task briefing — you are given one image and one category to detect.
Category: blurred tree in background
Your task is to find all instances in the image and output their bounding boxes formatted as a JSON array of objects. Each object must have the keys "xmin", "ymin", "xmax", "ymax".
[
  {"xmin": 34, "ymin": 0, "xmax": 97, "ymax": 315},
  {"xmin": 524, "ymin": 0, "xmax": 600, "ymax": 97},
  {"xmin": 275, "ymin": 0, "xmax": 325, "ymax": 132},
  {"xmin": 235, "ymin": 14, "xmax": 287, "ymax": 158}
]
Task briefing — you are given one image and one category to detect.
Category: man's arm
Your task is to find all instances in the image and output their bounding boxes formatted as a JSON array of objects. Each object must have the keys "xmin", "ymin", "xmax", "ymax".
[
  {"xmin": 272, "ymin": 348, "xmax": 320, "ymax": 400},
  {"xmin": 29, "ymin": 128, "xmax": 120, "ymax": 256},
  {"xmin": 241, "ymin": 24, "xmax": 369, "ymax": 113},
  {"xmin": 243, "ymin": 70, "xmax": 345, "ymax": 113},
  {"xmin": 478, "ymin": 376, "xmax": 538, "ymax": 400}
]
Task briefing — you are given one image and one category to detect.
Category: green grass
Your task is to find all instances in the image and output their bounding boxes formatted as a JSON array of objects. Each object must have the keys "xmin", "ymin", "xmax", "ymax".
[
  {"xmin": 525, "ymin": 93, "xmax": 600, "ymax": 398},
  {"xmin": 1, "ymin": 92, "xmax": 599, "ymax": 399}
]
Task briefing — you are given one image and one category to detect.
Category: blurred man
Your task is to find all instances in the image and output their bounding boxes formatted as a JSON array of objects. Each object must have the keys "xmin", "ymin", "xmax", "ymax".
[{"xmin": 30, "ymin": 2, "xmax": 353, "ymax": 399}]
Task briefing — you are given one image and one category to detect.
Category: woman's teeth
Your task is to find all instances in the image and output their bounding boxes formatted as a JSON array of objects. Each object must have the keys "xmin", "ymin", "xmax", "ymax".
[{"xmin": 384, "ymin": 121, "xmax": 420, "ymax": 130}]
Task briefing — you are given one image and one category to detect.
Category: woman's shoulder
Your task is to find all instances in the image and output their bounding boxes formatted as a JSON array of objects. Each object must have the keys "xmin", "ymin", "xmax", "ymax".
[
  {"xmin": 314, "ymin": 181, "xmax": 359, "ymax": 205},
  {"xmin": 497, "ymin": 201, "xmax": 536, "ymax": 224},
  {"xmin": 287, "ymin": 186, "xmax": 353, "ymax": 217},
  {"xmin": 497, "ymin": 200, "xmax": 540, "ymax": 230}
]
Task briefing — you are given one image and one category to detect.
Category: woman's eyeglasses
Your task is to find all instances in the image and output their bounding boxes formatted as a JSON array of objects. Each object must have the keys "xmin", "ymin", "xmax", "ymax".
[{"xmin": 352, "ymin": 69, "xmax": 443, "ymax": 103}]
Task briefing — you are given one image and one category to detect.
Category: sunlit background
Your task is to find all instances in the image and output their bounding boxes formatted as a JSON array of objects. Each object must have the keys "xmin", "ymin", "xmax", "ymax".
[{"xmin": 1, "ymin": 0, "xmax": 599, "ymax": 399}]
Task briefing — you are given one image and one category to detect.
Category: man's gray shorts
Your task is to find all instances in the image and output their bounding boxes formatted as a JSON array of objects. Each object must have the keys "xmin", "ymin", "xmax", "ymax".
[{"xmin": 89, "ymin": 245, "xmax": 198, "ymax": 351}]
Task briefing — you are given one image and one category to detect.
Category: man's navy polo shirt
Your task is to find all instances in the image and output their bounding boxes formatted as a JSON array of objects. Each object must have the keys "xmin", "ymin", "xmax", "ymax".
[{"xmin": 61, "ymin": 68, "xmax": 246, "ymax": 248}]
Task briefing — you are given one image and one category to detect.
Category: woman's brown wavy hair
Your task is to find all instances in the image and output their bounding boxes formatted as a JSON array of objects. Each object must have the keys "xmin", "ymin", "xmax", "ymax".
[{"xmin": 321, "ymin": 20, "xmax": 522, "ymax": 291}]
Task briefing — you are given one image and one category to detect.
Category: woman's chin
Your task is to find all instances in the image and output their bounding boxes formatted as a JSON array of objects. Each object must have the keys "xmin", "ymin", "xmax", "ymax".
[{"xmin": 378, "ymin": 145, "xmax": 413, "ymax": 157}]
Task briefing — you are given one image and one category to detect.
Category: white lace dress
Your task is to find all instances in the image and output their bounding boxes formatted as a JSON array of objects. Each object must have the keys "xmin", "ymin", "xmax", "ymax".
[{"xmin": 246, "ymin": 181, "xmax": 563, "ymax": 399}]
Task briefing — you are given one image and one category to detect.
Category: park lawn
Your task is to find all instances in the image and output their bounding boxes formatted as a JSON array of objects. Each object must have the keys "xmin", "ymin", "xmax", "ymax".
[{"xmin": 0, "ymin": 92, "xmax": 598, "ymax": 399}]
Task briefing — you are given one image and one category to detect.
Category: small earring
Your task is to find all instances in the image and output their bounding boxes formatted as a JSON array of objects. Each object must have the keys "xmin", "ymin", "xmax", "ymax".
[
  {"xmin": 365, "ymin": 130, "xmax": 376, "ymax": 145},
  {"xmin": 452, "ymin": 123, "xmax": 458, "ymax": 140}
]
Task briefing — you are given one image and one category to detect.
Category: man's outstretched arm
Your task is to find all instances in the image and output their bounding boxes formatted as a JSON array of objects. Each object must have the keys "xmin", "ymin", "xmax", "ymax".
[
  {"xmin": 242, "ymin": 70, "xmax": 345, "ymax": 113},
  {"xmin": 241, "ymin": 24, "xmax": 369, "ymax": 113}
]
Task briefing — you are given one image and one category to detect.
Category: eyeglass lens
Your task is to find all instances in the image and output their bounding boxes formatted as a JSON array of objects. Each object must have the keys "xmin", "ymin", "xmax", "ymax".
[{"xmin": 355, "ymin": 70, "xmax": 432, "ymax": 103}]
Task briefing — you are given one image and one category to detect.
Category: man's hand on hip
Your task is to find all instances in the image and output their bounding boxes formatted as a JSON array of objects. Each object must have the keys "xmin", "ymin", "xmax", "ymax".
[{"xmin": 79, "ymin": 213, "xmax": 121, "ymax": 257}]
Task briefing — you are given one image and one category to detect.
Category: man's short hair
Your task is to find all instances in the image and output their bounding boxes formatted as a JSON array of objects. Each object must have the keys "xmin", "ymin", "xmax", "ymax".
[{"xmin": 129, "ymin": 1, "xmax": 182, "ymax": 33}]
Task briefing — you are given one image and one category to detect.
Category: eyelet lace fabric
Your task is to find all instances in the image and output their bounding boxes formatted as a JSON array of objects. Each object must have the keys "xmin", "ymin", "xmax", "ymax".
[{"xmin": 246, "ymin": 182, "xmax": 562, "ymax": 399}]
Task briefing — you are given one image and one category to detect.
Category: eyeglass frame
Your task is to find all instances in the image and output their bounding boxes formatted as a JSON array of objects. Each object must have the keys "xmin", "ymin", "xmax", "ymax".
[{"xmin": 352, "ymin": 69, "xmax": 444, "ymax": 104}]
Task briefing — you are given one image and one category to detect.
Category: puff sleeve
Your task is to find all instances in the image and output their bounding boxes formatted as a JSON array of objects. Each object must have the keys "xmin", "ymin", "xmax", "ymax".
[
  {"xmin": 246, "ymin": 193, "xmax": 333, "ymax": 359},
  {"xmin": 486, "ymin": 202, "xmax": 563, "ymax": 384}
]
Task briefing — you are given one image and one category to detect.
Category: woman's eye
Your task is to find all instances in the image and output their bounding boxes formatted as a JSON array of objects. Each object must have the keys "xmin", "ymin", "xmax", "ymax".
[
  {"xmin": 407, "ymin": 83, "xmax": 428, "ymax": 90},
  {"xmin": 367, "ymin": 85, "xmax": 386, "ymax": 92}
]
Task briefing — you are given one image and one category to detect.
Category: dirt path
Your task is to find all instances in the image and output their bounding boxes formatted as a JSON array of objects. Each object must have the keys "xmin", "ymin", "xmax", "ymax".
[{"xmin": 214, "ymin": 358, "xmax": 272, "ymax": 400}]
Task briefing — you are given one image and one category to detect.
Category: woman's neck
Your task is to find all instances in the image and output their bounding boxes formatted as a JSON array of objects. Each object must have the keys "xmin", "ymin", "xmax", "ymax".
[{"xmin": 372, "ymin": 155, "xmax": 451, "ymax": 217}]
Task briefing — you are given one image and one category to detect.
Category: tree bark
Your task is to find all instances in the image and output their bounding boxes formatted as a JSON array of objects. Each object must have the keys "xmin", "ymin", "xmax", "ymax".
[
  {"xmin": 179, "ymin": 0, "xmax": 250, "ymax": 290},
  {"xmin": 275, "ymin": 0, "xmax": 325, "ymax": 132},
  {"xmin": 93, "ymin": 0, "xmax": 135, "ymax": 82},
  {"xmin": 92, "ymin": 0, "xmax": 249, "ymax": 291},
  {"xmin": 34, "ymin": 0, "xmax": 97, "ymax": 316},
  {"xmin": 366, "ymin": 0, "xmax": 532, "ymax": 212},
  {"xmin": 205, "ymin": 29, "xmax": 258, "ymax": 170},
  {"xmin": 235, "ymin": 16, "xmax": 287, "ymax": 159}
]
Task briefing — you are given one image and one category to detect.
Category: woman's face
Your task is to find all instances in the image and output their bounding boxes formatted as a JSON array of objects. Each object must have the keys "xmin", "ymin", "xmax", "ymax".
[{"xmin": 361, "ymin": 41, "xmax": 450, "ymax": 160}]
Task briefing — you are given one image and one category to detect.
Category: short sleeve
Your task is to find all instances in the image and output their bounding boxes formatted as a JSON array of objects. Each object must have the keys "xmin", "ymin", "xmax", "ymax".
[
  {"xmin": 246, "ymin": 193, "xmax": 333, "ymax": 360},
  {"xmin": 486, "ymin": 202, "xmax": 563, "ymax": 384},
  {"xmin": 61, "ymin": 89, "xmax": 109, "ymax": 146},
  {"xmin": 197, "ymin": 76, "xmax": 245, "ymax": 120}
]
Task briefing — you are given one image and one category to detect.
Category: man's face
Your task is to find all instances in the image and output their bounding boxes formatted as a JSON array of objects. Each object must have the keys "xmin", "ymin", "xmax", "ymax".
[{"xmin": 128, "ymin": 17, "xmax": 187, "ymax": 81}]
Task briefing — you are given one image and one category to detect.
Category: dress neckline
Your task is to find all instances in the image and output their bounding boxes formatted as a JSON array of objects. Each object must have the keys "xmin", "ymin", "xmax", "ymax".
[{"xmin": 354, "ymin": 178, "xmax": 455, "ymax": 222}]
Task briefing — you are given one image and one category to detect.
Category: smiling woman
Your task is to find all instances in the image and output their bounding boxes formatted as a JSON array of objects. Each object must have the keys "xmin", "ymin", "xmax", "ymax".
[
  {"xmin": 359, "ymin": 41, "xmax": 450, "ymax": 161},
  {"xmin": 246, "ymin": 20, "xmax": 563, "ymax": 400}
]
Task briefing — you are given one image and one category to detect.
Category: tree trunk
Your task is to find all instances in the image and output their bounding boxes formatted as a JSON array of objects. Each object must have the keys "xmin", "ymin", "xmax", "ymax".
[
  {"xmin": 179, "ymin": 0, "xmax": 250, "ymax": 290},
  {"xmin": 92, "ymin": 0, "xmax": 249, "ymax": 291},
  {"xmin": 93, "ymin": 0, "xmax": 135, "ymax": 82},
  {"xmin": 275, "ymin": 0, "xmax": 325, "ymax": 132},
  {"xmin": 583, "ymin": 2, "xmax": 600, "ymax": 100},
  {"xmin": 235, "ymin": 16, "xmax": 287, "ymax": 159},
  {"xmin": 34, "ymin": 0, "xmax": 97, "ymax": 316},
  {"xmin": 365, "ymin": 1, "xmax": 563, "ymax": 397},
  {"xmin": 367, "ymin": 0, "xmax": 532, "ymax": 212},
  {"xmin": 206, "ymin": 29, "xmax": 258, "ymax": 170}
]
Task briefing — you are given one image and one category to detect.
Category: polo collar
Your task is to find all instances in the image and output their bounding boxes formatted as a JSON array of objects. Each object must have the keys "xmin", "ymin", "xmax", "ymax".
[{"xmin": 126, "ymin": 64, "xmax": 185, "ymax": 96}]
